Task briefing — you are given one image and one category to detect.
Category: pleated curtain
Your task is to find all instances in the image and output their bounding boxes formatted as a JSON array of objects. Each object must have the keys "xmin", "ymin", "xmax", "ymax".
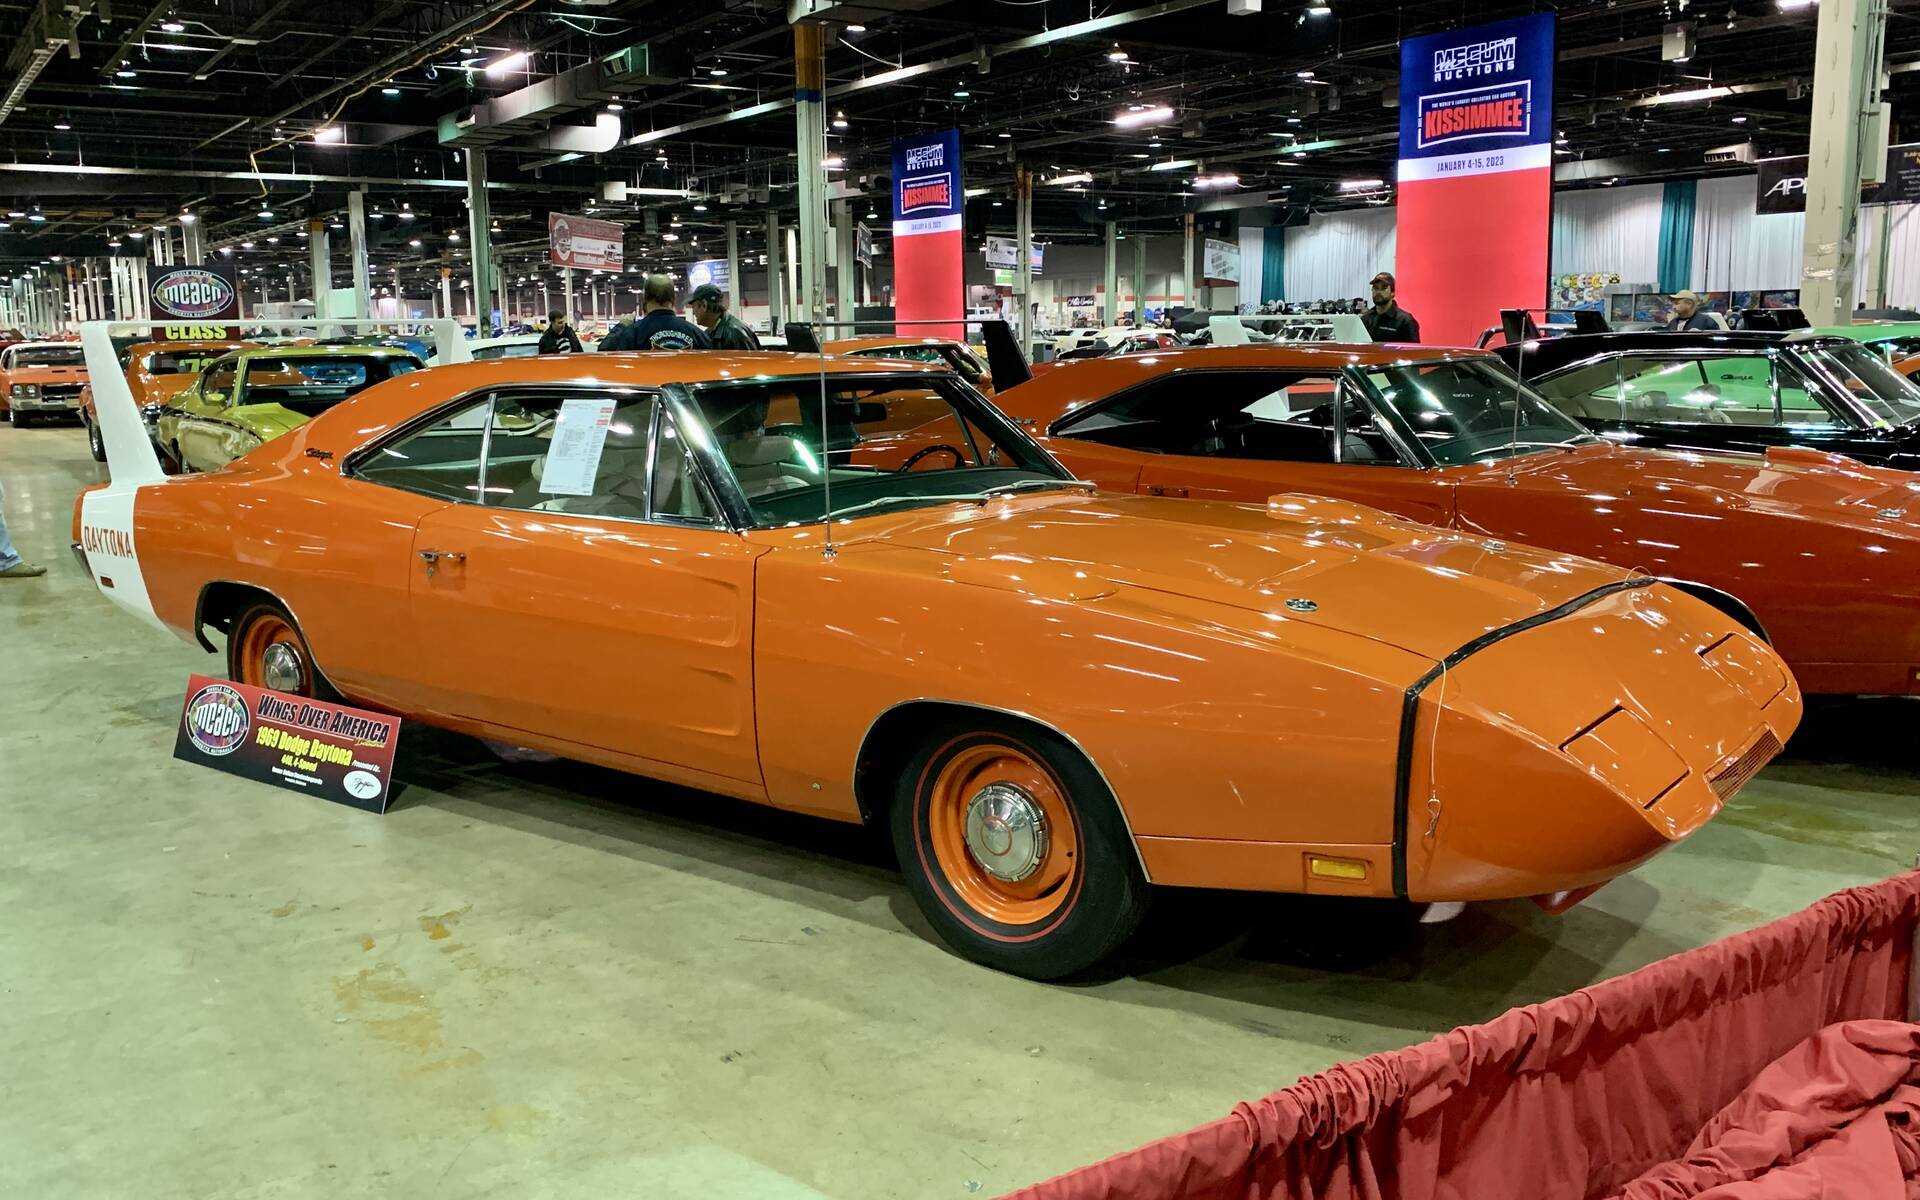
[{"xmin": 1658, "ymin": 180, "xmax": 1697, "ymax": 292}]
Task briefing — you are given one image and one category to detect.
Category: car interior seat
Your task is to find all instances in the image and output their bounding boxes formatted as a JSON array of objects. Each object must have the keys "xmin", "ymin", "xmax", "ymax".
[{"xmin": 725, "ymin": 433, "xmax": 817, "ymax": 497}]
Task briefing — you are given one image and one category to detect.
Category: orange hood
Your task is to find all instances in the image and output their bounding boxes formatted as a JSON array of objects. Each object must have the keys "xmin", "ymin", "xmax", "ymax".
[
  {"xmin": 846, "ymin": 492, "xmax": 1630, "ymax": 663},
  {"xmin": 7, "ymin": 365, "xmax": 87, "ymax": 384}
]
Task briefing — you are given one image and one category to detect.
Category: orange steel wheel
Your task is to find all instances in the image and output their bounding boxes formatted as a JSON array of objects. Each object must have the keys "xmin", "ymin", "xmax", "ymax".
[
  {"xmin": 229, "ymin": 603, "xmax": 314, "ymax": 697},
  {"xmin": 924, "ymin": 741, "xmax": 1082, "ymax": 927},
  {"xmin": 892, "ymin": 721, "xmax": 1148, "ymax": 979}
]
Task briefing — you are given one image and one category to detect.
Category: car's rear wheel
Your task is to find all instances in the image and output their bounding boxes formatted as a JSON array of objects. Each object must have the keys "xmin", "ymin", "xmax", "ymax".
[
  {"xmin": 86, "ymin": 418, "xmax": 106, "ymax": 462},
  {"xmin": 228, "ymin": 601, "xmax": 333, "ymax": 699},
  {"xmin": 891, "ymin": 719, "xmax": 1148, "ymax": 979}
]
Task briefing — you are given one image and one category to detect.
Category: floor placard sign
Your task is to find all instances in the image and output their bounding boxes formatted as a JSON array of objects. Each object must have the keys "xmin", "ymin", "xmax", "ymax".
[
  {"xmin": 1396, "ymin": 13, "xmax": 1556, "ymax": 347},
  {"xmin": 174, "ymin": 674, "xmax": 402, "ymax": 813},
  {"xmin": 892, "ymin": 128, "xmax": 965, "ymax": 339}
]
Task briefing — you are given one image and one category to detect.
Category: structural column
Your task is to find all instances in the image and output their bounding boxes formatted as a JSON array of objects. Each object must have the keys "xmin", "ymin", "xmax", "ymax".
[
  {"xmin": 833, "ymin": 199, "xmax": 856, "ymax": 322},
  {"xmin": 793, "ymin": 22, "xmax": 829, "ymax": 323},
  {"xmin": 766, "ymin": 211, "xmax": 784, "ymax": 328},
  {"xmin": 181, "ymin": 218, "xmax": 205, "ymax": 266},
  {"xmin": 1132, "ymin": 234, "xmax": 1148, "ymax": 327},
  {"xmin": 347, "ymin": 188, "xmax": 373, "ymax": 320},
  {"xmin": 1014, "ymin": 163, "xmax": 1034, "ymax": 356},
  {"xmin": 1183, "ymin": 213, "xmax": 1199, "ymax": 314},
  {"xmin": 463, "ymin": 149, "xmax": 495, "ymax": 331},
  {"xmin": 1799, "ymin": 0, "xmax": 1887, "ymax": 320},
  {"xmin": 725, "ymin": 220, "xmax": 740, "ymax": 317},
  {"xmin": 308, "ymin": 219, "xmax": 332, "ymax": 319},
  {"xmin": 1103, "ymin": 221, "xmax": 1119, "ymax": 327}
]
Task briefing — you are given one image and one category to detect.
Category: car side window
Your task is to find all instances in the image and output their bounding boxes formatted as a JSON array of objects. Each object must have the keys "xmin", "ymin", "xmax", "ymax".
[
  {"xmin": 1055, "ymin": 370, "xmax": 1401, "ymax": 466},
  {"xmin": 202, "ymin": 360, "xmax": 238, "ymax": 404},
  {"xmin": 351, "ymin": 396, "xmax": 492, "ymax": 502},
  {"xmin": 477, "ymin": 390, "xmax": 719, "ymax": 525}
]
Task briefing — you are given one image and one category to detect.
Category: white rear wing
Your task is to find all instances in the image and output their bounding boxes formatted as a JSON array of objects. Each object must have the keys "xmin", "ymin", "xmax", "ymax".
[{"xmin": 1208, "ymin": 313, "xmax": 1372, "ymax": 346}]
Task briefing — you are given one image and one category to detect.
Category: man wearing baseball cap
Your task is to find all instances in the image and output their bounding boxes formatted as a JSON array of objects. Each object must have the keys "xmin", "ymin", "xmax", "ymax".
[
  {"xmin": 1361, "ymin": 271, "xmax": 1419, "ymax": 342},
  {"xmin": 1665, "ymin": 290, "xmax": 1719, "ymax": 331},
  {"xmin": 687, "ymin": 283, "xmax": 761, "ymax": 351}
]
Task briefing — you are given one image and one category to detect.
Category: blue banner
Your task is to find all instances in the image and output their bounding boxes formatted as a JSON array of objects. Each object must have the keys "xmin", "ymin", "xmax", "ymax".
[
  {"xmin": 891, "ymin": 128, "xmax": 964, "ymax": 233},
  {"xmin": 1399, "ymin": 13, "xmax": 1554, "ymax": 176}
]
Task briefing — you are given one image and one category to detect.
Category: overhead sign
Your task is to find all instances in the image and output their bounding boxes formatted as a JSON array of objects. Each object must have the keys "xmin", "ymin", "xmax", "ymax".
[
  {"xmin": 687, "ymin": 258, "xmax": 731, "ymax": 295},
  {"xmin": 149, "ymin": 263, "xmax": 239, "ymax": 340},
  {"xmin": 1756, "ymin": 144, "xmax": 1920, "ymax": 214},
  {"xmin": 1203, "ymin": 237, "xmax": 1241, "ymax": 285},
  {"xmin": 174, "ymin": 673, "xmax": 402, "ymax": 813},
  {"xmin": 1396, "ymin": 12, "xmax": 1556, "ymax": 347},
  {"xmin": 983, "ymin": 235, "xmax": 1045, "ymax": 274},
  {"xmin": 548, "ymin": 212, "xmax": 625, "ymax": 271},
  {"xmin": 891, "ymin": 128, "xmax": 965, "ymax": 339}
]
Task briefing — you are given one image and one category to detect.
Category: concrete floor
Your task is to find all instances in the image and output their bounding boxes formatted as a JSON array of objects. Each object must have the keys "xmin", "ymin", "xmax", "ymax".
[{"xmin": 2, "ymin": 422, "xmax": 1916, "ymax": 1199}]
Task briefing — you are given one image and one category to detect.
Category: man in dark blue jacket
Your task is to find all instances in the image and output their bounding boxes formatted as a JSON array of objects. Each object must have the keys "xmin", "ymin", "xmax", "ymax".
[{"xmin": 600, "ymin": 274, "xmax": 712, "ymax": 351}]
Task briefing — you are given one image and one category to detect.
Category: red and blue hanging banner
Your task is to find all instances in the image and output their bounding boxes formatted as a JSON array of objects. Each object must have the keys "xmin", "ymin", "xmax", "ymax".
[
  {"xmin": 1396, "ymin": 13, "xmax": 1555, "ymax": 347},
  {"xmin": 891, "ymin": 128, "xmax": 965, "ymax": 339}
]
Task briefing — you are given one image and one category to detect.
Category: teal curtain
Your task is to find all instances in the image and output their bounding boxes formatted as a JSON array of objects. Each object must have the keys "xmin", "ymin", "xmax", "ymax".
[
  {"xmin": 1658, "ymin": 180, "xmax": 1697, "ymax": 293},
  {"xmin": 1261, "ymin": 229, "xmax": 1285, "ymax": 303}
]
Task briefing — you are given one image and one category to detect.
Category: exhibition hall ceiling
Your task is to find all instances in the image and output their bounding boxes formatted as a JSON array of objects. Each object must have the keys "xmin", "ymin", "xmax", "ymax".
[{"xmin": 0, "ymin": 0, "xmax": 1914, "ymax": 274}]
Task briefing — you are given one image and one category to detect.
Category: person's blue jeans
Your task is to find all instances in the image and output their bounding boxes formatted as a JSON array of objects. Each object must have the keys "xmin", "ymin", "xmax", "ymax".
[{"xmin": 0, "ymin": 479, "xmax": 22, "ymax": 571}]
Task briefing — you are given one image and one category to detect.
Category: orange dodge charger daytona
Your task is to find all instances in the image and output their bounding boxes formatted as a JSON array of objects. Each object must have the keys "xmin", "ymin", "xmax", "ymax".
[
  {"xmin": 76, "ymin": 348, "xmax": 1798, "ymax": 977},
  {"xmin": 985, "ymin": 341, "xmax": 1920, "ymax": 697}
]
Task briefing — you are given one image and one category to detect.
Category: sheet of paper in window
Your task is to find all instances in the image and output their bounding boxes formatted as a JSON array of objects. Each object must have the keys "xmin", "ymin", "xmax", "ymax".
[{"xmin": 539, "ymin": 396, "xmax": 618, "ymax": 495}]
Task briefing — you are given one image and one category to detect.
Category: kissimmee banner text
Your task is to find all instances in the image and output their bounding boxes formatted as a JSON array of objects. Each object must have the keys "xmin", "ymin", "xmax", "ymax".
[
  {"xmin": 1397, "ymin": 13, "xmax": 1556, "ymax": 347},
  {"xmin": 892, "ymin": 128, "xmax": 965, "ymax": 339}
]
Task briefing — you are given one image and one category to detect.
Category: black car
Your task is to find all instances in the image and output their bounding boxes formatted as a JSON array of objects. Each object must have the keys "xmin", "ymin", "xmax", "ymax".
[{"xmin": 1496, "ymin": 331, "xmax": 1920, "ymax": 472}]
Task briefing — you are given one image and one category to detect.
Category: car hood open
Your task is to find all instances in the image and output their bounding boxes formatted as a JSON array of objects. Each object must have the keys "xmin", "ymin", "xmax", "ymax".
[{"xmin": 865, "ymin": 491, "xmax": 1631, "ymax": 662}]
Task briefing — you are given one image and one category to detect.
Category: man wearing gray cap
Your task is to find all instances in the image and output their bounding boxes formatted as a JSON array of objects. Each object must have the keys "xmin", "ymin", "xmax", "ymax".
[
  {"xmin": 1665, "ymin": 290, "xmax": 1719, "ymax": 332},
  {"xmin": 688, "ymin": 283, "xmax": 761, "ymax": 351}
]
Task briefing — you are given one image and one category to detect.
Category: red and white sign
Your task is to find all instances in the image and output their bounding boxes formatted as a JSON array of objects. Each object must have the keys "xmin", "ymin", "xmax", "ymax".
[{"xmin": 548, "ymin": 212, "xmax": 625, "ymax": 271}]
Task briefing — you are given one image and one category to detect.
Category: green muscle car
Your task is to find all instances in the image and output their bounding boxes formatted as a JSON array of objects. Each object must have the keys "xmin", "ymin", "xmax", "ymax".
[{"xmin": 157, "ymin": 344, "xmax": 422, "ymax": 472}]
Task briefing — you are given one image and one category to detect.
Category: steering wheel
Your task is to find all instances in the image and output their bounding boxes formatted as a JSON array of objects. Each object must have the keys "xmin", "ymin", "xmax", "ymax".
[
  {"xmin": 1464, "ymin": 404, "xmax": 1512, "ymax": 433},
  {"xmin": 895, "ymin": 444, "xmax": 966, "ymax": 472}
]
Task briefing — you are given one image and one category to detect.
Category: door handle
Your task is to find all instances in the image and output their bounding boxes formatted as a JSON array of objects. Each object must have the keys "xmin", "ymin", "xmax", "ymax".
[{"xmin": 418, "ymin": 549, "xmax": 466, "ymax": 577}]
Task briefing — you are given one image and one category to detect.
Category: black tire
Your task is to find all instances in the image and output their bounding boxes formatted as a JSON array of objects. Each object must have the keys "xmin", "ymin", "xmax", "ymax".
[
  {"xmin": 8, "ymin": 406, "xmax": 27, "ymax": 428},
  {"xmin": 890, "ymin": 718, "xmax": 1149, "ymax": 979},
  {"xmin": 86, "ymin": 417, "xmax": 106, "ymax": 462}
]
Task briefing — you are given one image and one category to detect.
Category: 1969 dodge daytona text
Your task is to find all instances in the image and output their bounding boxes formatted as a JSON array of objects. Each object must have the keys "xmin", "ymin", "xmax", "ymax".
[{"xmin": 76, "ymin": 340, "xmax": 1798, "ymax": 976}]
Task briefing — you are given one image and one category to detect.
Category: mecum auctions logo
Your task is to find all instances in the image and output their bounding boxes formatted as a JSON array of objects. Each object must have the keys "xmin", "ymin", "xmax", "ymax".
[
  {"xmin": 1433, "ymin": 35, "xmax": 1516, "ymax": 82},
  {"xmin": 184, "ymin": 682, "xmax": 250, "ymax": 756}
]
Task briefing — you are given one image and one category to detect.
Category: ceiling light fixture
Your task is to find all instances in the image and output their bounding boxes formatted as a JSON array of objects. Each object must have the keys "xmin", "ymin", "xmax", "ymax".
[
  {"xmin": 258, "ymin": 207, "xmax": 274, "ymax": 219},
  {"xmin": 483, "ymin": 51, "xmax": 529, "ymax": 77},
  {"xmin": 952, "ymin": 88, "xmax": 970, "ymax": 98},
  {"xmin": 1307, "ymin": 2, "xmax": 1332, "ymax": 13},
  {"xmin": 1113, "ymin": 105, "xmax": 1175, "ymax": 128},
  {"xmin": 178, "ymin": 211, "xmax": 196, "ymax": 224},
  {"xmin": 845, "ymin": 23, "xmax": 866, "ymax": 32},
  {"xmin": 1731, "ymin": 114, "xmax": 1750, "ymax": 123},
  {"xmin": 1296, "ymin": 69, "xmax": 1314, "ymax": 79},
  {"xmin": 381, "ymin": 85, "xmax": 401, "ymax": 96},
  {"xmin": 53, "ymin": 121, "xmax": 70, "ymax": 131},
  {"xmin": 1043, "ymin": 171, "xmax": 1093, "ymax": 185},
  {"xmin": 161, "ymin": 20, "xmax": 185, "ymax": 32},
  {"xmin": 832, "ymin": 110, "xmax": 848, "ymax": 129},
  {"xmin": 313, "ymin": 126, "xmax": 344, "ymax": 143},
  {"xmin": 1147, "ymin": 158, "xmax": 1197, "ymax": 172},
  {"xmin": 1648, "ymin": 85, "xmax": 1733, "ymax": 104},
  {"xmin": 1339, "ymin": 178, "xmax": 1386, "ymax": 190},
  {"xmin": 1193, "ymin": 173, "xmax": 1241, "ymax": 188},
  {"xmin": 1107, "ymin": 44, "xmax": 1128, "ymax": 61}
]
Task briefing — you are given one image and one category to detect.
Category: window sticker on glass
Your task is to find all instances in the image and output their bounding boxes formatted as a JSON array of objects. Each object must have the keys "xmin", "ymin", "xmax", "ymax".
[{"xmin": 540, "ymin": 396, "xmax": 618, "ymax": 496}]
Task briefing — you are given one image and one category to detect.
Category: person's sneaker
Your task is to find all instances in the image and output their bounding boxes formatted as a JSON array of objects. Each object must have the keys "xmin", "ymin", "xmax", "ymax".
[{"xmin": 0, "ymin": 562, "xmax": 47, "ymax": 578}]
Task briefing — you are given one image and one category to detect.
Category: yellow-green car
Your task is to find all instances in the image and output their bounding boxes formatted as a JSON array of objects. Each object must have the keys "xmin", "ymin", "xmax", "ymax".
[{"xmin": 157, "ymin": 345, "xmax": 422, "ymax": 472}]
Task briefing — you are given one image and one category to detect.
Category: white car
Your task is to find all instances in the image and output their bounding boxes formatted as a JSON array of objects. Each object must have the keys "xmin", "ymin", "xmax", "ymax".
[{"xmin": 468, "ymin": 334, "xmax": 545, "ymax": 360}]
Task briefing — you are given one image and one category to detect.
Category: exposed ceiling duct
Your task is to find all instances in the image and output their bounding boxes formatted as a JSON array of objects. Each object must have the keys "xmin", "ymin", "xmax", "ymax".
[
  {"xmin": 1, "ymin": 0, "xmax": 88, "ymax": 126},
  {"xmin": 440, "ymin": 44, "xmax": 689, "ymax": 150}
]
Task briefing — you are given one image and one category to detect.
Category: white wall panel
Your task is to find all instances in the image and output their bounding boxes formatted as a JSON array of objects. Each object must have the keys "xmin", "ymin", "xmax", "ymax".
[
  {"xmin": 1548, "ymin": 182, "xmax": 1662, "ymax": 283},
  {"xmin": 1691, "ymin": 175, "xmax": 1805, "ymax": 292},
  {"xmin": 1283, "ymin": 206, "xmax": 1396, "ymax": 303}
]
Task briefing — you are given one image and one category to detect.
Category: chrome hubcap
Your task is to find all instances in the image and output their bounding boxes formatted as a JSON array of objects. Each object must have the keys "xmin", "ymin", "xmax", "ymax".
[
  {"xmin": 262, "ymin": 642, "xmax": 305, "ymax": 694},
  {"xmin": 963, "ymin": 783, "xmax": 1049, "ymax": 882}
]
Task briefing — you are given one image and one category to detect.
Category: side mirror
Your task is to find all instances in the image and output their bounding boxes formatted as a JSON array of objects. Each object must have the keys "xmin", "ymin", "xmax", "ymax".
[{"xmin": 206, "ymin": 390, "xmax": 229, "ymax": 406}]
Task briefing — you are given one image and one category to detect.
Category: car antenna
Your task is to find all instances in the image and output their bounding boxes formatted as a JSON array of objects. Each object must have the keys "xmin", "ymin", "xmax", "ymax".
[
  {"xmin": 818, "ymin": 309, "xmax": 835, "ymax": 559},
  {"xmin": 1508, "ymin": 334, "xmax": 1534, "ymax": 488}
]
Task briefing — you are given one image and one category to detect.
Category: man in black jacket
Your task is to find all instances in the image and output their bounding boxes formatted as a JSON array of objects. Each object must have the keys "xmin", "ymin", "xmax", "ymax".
[
  {"xmin": 687, "ymin": 284, "xmax": 761, "ymax": 350},
  {"xmin": 1361, "ymin": 271, "xmax": 1420, "ymax": 342},
  {"xmin": 600, "ymin": 275, "xmax": 711, "ymax": 351},
  {"xmin": 537, "ymin": 310, "xmax": 583, "ymax": 354}
]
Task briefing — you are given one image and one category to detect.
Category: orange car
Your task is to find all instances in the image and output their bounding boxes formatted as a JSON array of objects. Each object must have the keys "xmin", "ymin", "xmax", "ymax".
[
  {"xmin": 1, "ymin": 339, "xmax": 88, "ymax": 426},
  {"xmin": 824, "ymin": 335, "xmax": 997, "ymax": 394},
  {"xmin": 76, "ymin": 342, "xmax": 1798, "ymax": 977},
  {"xmin": 79, "ymin": 339, "xmax": 252, "ymax": 463},
  {"xmin": 986, "ymin": 342, "xmax": 1920, "ymax": 697}
]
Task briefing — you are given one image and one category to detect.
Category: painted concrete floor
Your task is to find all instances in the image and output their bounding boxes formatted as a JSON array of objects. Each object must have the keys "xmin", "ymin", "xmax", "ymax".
[{"xmin": 2, "ymin": 423, "xmax": 1916, "ymax": 1199}]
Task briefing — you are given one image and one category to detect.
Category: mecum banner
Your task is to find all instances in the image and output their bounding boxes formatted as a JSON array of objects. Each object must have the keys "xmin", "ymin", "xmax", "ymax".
[
  {"xmin": 891, "ymin": 128, "xmax": 965, "ymax": 338},
  {"xmin": 1397, "ymin": 13, "xmax": 1555, "ymax": 347}
]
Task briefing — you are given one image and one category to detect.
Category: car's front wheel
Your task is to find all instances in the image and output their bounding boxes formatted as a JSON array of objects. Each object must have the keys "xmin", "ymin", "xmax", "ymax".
[
  {"xmin": 891, "ymin": 719, "xmax": 1148, "ymax": 979},
  {"xmin": 8, "ymin": 406, "xmax": 27, "ymax": 428},
  {"xmin": 86, "ymin": 418, "xmax": 106, "ymax": 462}
]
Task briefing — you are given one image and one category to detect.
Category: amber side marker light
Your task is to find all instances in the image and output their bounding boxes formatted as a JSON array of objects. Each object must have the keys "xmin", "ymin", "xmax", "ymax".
[{"xmin": 1307, "ymin": 855, "xmax": 1369, "ymax": 882}]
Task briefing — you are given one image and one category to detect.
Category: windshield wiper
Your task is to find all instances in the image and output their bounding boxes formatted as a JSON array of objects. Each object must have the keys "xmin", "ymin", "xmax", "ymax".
[{"xmin": 824, "ymin": 478, "xmax": 1095, "ymax": 522}]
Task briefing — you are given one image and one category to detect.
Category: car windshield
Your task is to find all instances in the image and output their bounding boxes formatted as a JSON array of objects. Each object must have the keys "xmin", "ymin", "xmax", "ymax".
[
  {"xmin": 683, "ymin": 373, "xmax": 1070, "ymax": 526},
  {"xmin": 1359, "ymin": 357, "xmax": 1595, "ymax": 465},
  {"xmin": 472, "ymin": 341, "xmax": 541, "ymax": 360},
  {"xmin": 15, "ymin": 346, "xmax": 82, "ymax": 368},
  {"xmin": 1799, "ymin": 342, "xmax": 1920, "ymax": 428}
]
